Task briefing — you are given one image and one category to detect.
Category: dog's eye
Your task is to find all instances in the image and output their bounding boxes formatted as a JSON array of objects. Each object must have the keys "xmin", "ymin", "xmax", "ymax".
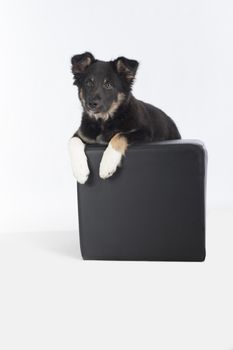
[
  {"xmin": 103, "ymin": 81, "xmax": 113, "ymax": 89},
  {"xmin": 86, "ymin": 80, "xmax": 94, "ymax": 87}
]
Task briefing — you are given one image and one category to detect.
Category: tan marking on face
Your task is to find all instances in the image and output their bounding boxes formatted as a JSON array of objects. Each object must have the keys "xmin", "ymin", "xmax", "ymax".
[
  {"xmin": 110, "ymin": 133, "xmax": 128, "ymax": 155},
  {"xmin": 108, "ymin": 92, "xmax": 125, "ymax": 117},
  {"xmin": 79, "ymin": 88, "xmax": 85, "ymax": 108},
  {"xmin": 86, "ymin": 92, "xmax": 125, "ymax": 121}
]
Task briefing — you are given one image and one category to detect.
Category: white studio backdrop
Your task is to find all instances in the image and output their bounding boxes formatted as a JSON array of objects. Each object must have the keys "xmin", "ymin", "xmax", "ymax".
[{"xmin": 0, "ymin": 0, "xmax": 233, "ymax": 233}]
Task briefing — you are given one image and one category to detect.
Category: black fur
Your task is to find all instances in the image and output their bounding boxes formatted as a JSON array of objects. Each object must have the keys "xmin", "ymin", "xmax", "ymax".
[{"xmin": 71, "ymin": 52, "xmax": 181, "ymax": 144}]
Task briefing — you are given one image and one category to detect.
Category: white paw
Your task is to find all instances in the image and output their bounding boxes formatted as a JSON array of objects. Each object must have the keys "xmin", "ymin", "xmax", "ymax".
[
  {"xmin": 68, "ymin": 137, "xmax": 90, "ymax": 184},
  {"xmin": 99, "ymin": 144, "xmax": 122, "ymax": 179},
  {"xmin": 72, "ymin": 157, "xmax": 90, "ymax": 184}
]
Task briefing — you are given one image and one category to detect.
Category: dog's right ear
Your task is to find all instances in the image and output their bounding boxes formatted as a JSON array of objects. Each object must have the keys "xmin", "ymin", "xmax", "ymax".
[
  {"xmin": 113, "ymin": 57, "xmax": 139, "ymax": 83},
  {"xmin": 71, "ymin": 52, "xmax": 95, "ymax": 74}
]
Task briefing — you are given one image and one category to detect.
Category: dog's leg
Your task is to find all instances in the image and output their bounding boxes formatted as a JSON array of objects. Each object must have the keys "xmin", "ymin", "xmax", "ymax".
[
  {"xmin": 99, "ymin": 129, "xmax": 151, "ymax": 179},
  {"xmin": 99, "ymin": 133, "xmax": 128, "ymax": 179},
  {"xmin": 68, "ymin": 137, "xmax": 90, "ymax": 184}
]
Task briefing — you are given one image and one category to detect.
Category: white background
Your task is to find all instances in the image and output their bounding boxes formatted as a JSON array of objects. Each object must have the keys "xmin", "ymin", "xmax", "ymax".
[{"xmin": 0, "ymin": 0, "xmax": 233, "ymax": 349}]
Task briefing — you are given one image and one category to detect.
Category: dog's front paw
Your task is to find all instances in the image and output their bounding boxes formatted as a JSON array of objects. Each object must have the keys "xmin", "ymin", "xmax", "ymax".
[
  {"xmin": 99, "ymin": 144, "xmax": 122, "ymax": 179},
  {"xmin": 72, "ymin": 157, "xmax": 90, "ymax": 184},
  {"xmin": 69, "ymin": 137, "xmax": 90, "ymax": 184}
]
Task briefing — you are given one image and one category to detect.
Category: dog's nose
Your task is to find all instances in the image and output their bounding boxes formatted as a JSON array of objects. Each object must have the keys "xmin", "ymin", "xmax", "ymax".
[{"xmin": 88, "ymin": 101, "xmax": 100, "ymax": 110}]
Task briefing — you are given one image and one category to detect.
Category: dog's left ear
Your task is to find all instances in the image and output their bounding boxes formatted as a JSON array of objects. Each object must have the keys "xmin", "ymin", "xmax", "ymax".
[
  {"xmin": 71, "ymin": 52, "xmax": 95, "ymax": 74},
  {"xmin": 113, "ymin": 57, "xmax": 139, "ymax": 82}
]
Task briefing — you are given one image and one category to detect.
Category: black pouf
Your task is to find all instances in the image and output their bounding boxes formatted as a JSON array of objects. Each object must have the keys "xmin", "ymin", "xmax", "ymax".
[{"xmin": 77, "ymin": 140, "xmax": 207, "ymax": 261}]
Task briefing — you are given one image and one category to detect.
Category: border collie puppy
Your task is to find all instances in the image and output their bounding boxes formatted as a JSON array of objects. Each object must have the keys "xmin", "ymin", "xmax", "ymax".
[{"xmin": 69, "ymin": 52, "xmax": 181, "ymax": 183}]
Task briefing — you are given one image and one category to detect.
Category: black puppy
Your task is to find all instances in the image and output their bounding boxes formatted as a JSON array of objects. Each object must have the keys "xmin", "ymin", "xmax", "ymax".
[{"xmin": 69, "ymin": 52, "xmax": 181, "ymax": 183}]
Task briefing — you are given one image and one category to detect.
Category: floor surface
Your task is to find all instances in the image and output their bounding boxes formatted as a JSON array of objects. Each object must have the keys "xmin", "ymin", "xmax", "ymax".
[{"xmin": 0, "ymin": 209, "xmax": 232, "ymax": 350}]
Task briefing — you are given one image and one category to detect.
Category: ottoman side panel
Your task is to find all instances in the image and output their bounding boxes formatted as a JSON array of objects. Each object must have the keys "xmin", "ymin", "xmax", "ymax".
[{"xmin": 77, "ymin": 141, "xmax": 207, "ymax": 261}]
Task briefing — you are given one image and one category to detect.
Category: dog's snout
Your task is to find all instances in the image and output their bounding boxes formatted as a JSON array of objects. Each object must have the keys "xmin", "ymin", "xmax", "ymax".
[
  {"xmin": 87, "ymin": 96, "xmax": 101, "ymax": 111},
  {"xmin": 88, "ymin": 101, "xmax": 99, "ymax": 109}
]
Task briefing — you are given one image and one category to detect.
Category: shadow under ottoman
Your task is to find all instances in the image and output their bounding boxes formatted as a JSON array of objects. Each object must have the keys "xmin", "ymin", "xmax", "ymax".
[{"xmin": 77, "ymin": 140, "xmax": 207, "ymax": 261}]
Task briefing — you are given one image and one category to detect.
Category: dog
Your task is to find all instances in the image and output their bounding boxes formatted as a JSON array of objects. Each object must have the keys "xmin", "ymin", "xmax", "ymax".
[{"xmin": 69, "ymin": 52, "xmax": 181, "ymax": 183}]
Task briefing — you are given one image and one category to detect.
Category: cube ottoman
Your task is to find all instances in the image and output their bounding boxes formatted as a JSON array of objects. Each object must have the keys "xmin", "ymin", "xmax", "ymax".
[{"xmin": 77, "ymin": 140, "xmax": 207, "ymax": 261}]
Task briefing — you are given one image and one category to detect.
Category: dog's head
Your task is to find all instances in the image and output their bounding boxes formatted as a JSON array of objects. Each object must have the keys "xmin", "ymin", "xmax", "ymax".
[{"xmin": 71, "ymin": 52, "xmax": 139, "ymax": 120}]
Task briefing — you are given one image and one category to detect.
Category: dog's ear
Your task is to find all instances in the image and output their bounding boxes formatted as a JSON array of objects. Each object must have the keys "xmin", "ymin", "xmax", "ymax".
[
  {"xmin": 113, "ymin": 57, "xmax": 139, "ymax": 83},
  {"xmin": 71, "ymin": 52, "xmax": 95, "ymax": 74}
]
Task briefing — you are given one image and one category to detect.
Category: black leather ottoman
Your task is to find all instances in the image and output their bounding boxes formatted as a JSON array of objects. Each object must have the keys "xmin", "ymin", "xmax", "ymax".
[{"xmin": 77, "ymin": 140, "xmax": 207, "ymax": 261}]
